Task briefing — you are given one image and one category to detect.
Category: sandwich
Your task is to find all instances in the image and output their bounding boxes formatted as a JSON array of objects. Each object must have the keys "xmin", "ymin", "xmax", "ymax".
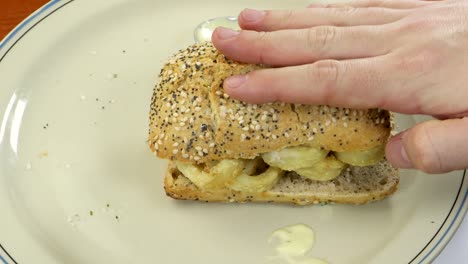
[{"xmin": 148, "ymin": 42, "xmax": 399, "ymax": 205}]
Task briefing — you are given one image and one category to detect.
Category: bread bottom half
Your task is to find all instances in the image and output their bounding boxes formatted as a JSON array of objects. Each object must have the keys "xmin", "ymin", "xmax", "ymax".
[{"xmin": 164, "ymin": 161, "xmax": 399, "ymax": 205}]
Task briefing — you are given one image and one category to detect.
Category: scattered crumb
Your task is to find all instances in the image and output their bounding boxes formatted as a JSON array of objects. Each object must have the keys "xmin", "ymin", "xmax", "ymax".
[
  {"xmin": 122, "ymin": 49, "xmax": 126, "ymax": 53},
  {"xmin": 107, "ymin": 203, "xmax": 110, "ymax": 208},
  {"xmin": 109, "ymin": 99, "xmax": 115, "ymax": 104},
  {"xmin": 101, "ymin": 106, "xmax": 106, "ymax": 110},
  {"xmin": 115, "ymin": 215, "xmax": 120, "ymax": 221},
  {"xmin": 89, "ymin": 210, "xmax": 94, "ymax": 216},
  {"xmin": 38, "ymin": 151, "xmax": 48, "ymax": 158},
  {"xmin": 67, "ymin": 214, "xmax": 81, "ymax": 226},
  {"xmin": 431, "ymin": 221, "xmax": 435, "ymax": 224},
  {"xmin": 42, "ymin": 123, "xmax": 49, "ymax": 130},
  {"xmin": 107, "ymin": 73, "xmax": 118, "ymax": 79},
  {"xmin": 95, "ymin": 98, "xmax": 99, "ymax": 102}
]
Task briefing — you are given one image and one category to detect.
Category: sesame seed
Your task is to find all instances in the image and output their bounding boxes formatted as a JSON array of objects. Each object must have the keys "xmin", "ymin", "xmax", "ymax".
[
  {"xmin": 344, "ymin": 122, "xmax": 348, "ymax": 128},
  {"xmin": 172, "ymin": 149, "xmax": 179, "ymax": 154},
  {"xmin": 174, "ymin": 127, "xmax": 181, "ymax": 131},
  {"xmin": 194, "ymin": 156, "xmax": 201, "ymax": 161},
  {"xmin": 157, "ymin": 140, "xmax": 163, "ymax": 145},
  {"xmin": 195, "ymin": 146, "xmax": 202, "ymax": 151},
  {"xmin": 154, "ymin": 143, "xmax": 159, "ymax": 150},
  {"xmin": 198, "ymin": 151, "xmax": 204, "ymax": 157},
  {"xmin": 173, "ymin": 142, "xmax": 179, "ymax": 147},
  {"xmin": 180, "ymin": 122, "xmax": 186, "ymax": 126},
  {"xmin": 182, "ymin": 154, "xmax": 189, "ymax": 158},
  {"xmin": 325, "ymin": 120, "xmax": 331, "ymax": 126},
  {"xmin": 242, "ymin": 126, "xmax": 249, "ymax": 131},
  {"xmin": 203, "ymin": 148, "xmax": 208, "ymax": 153},
  {"xmin": 209, "ymin": 143, "xmax": 215, "ymax": 148},
  {"xmin": 241, "ymin": 134, "xmax": 246, "ymax": 141},
  {"xmin": 272, "ymin": 134, "xmax": 277, "ymax": 140},
  {"xmin": 308, "ymin": 136, "xmax": 314, "ymax": 141}
]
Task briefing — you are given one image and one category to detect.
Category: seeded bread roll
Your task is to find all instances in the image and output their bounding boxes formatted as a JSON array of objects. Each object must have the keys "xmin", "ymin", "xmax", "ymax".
[
  {"xmin": 164, "ymin": 160, "xmax": 399, "ymax": 205},
  {"xmin": 148, "ymin": 42, "xmax": 391, "ymax": 164}
]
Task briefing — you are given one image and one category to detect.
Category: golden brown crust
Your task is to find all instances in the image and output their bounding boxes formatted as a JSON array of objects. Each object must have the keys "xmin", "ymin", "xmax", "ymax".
[
  {"xmin": 163, "ymin": 161, "xmax": 399, "ymax": 205},
  {"xmin": 149, "ymin": 42, "xmax": 391, "ymax": 164}
]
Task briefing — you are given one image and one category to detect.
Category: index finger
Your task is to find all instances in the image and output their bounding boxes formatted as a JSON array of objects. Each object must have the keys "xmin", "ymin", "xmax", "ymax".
[{"xmin": 223, "ymin": 55, "xmax": 411, "ymax": 112}]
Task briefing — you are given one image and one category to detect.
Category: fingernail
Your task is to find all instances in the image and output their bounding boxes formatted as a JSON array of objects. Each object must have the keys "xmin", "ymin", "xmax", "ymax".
[
  {"xmin": 216, "ymin": 27, "xmax": 240, "ymax": 40},
  {"xmin": 241, "ymin": 8, "xmax": 265, "ymax": 22},
  {"xmin": 387, "ymin": 137, "xmax": 413, "ymax": 169},
  {"xmin": 225, "ymin": 75, "xmax": 247, "ymax": 89}
]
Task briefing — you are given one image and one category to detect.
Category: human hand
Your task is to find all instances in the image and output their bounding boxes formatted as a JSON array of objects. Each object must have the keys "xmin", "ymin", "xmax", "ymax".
[{"xmin": 211, "ymin": 0, "xmax": 468, "ymax": 174}]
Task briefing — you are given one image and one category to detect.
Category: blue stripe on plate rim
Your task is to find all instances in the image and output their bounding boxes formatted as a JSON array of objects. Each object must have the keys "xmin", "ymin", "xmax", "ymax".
[
  {"xmin": 0, "ymin": 0, "xmax": 466, "ymax": 263},
  {"xmin": 0, "ymin": 254, "xmax": 9, "ymax": 264}
]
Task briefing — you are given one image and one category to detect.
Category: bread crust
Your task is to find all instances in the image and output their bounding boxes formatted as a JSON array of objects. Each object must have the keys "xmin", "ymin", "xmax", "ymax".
[
  {"xmin": 148, "ymin": 42, "xmax": 391, "ymax": 164},
  {"xmin": 163, "ymin": 161, "xmax": 399, "ymax": 205}
]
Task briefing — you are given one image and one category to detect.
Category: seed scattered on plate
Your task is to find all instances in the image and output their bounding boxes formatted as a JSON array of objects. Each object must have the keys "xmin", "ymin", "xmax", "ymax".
[
  {"xmin": 67, "ymin": 214, "xmax": 81, "ymax": 226},
  {"xmin": 38, "ymin": 151, "xmax": 48, "ymax": 158},
  {"xmin": 25, "ymin": 162, "xmax": 32, "ymax": 170},
  {"xmin": 107, "ymin": 73, "xmax": 118, "ymax": 79},
  {"xmin": 80, "ymin": 95, "xmax": 86, "ymax": 101}
]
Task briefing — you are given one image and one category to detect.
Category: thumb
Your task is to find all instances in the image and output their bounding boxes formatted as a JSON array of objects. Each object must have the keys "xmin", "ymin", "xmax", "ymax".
[{"xmin": 385, "ymin": 117, "xmax": 468, "ymax": 173}]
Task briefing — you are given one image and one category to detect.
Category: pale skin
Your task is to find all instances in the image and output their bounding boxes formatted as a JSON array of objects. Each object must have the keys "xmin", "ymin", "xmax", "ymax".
[{"xmin": 211, "ymin": 0, "xmax": 468, "ymax": 174}]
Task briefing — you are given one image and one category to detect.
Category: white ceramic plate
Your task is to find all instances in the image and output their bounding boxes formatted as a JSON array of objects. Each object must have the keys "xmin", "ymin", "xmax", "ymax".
[{"xmin": 0, "ymin": 1, "xmax": 466, "ymax": 264}]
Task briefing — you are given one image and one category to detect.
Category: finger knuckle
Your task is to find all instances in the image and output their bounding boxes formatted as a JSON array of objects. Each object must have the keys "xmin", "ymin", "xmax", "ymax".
[
  {"xmin": 396, "ymin": 17, "xmax": 434, "ymax": 34},
  {"xmin": 396, "ymin": 48, "xmax": 441, "ymax": 75},
  {"xmin": 407, "ymin": 124, "xmax": 443, "ymax": 173},
  {"xmin": 282, "ymin": 10, "xmax": 294, "ymax": 24},
  {"xmin": 255, "ymin": 32, "xmax": 273, "ymax": 64},
  {"xmin": 306, "ymin": 60, "xmax": 341, "ymax": 104},
  {"xmin": 306, "ymin": 26, "xmax": 338, "ymax": 54},
  {"xmin": 332, "ymin": 6, "xmax": 357, "ymax": 15}
]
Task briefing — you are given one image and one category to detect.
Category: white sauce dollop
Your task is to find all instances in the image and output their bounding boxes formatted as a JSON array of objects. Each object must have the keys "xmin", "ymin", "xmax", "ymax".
[
  {"xmin": 269, "ymin": 224, "xmax": 329, "ymax": 264},
  {"xmin": 194, "ymin": 16, "xmax": 240, "ymax": 43}
]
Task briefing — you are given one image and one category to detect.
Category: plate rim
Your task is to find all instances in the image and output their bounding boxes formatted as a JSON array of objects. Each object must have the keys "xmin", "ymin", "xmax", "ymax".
[{"xmin": 0, "ymin": 1, "xmax": 467, "ymax": 263}]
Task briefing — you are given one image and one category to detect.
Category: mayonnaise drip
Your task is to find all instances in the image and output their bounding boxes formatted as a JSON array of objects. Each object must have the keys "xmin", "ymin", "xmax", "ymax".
[
  {"xmin": 269, "ymin": 224, "xmax": 329, "ymax": 264},
  {"xmin": 194, "ymin": 16, "xmax": 240, "ymax": 42}
]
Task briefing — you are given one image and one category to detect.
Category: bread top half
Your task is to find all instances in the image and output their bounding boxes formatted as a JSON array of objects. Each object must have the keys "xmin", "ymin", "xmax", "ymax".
[{"xmin": 148, "ymin": 42, "xmax": 391, "ymax": 164}]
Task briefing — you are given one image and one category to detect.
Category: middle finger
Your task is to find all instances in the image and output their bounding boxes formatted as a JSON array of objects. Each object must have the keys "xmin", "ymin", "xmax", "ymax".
[
  {"xmin": 212, "ymin": 25, "xmax": 393, "ymax": 66},
  {"xmin": 239, "ymin": 7, "xmax": 409, "ymax": 31}
]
